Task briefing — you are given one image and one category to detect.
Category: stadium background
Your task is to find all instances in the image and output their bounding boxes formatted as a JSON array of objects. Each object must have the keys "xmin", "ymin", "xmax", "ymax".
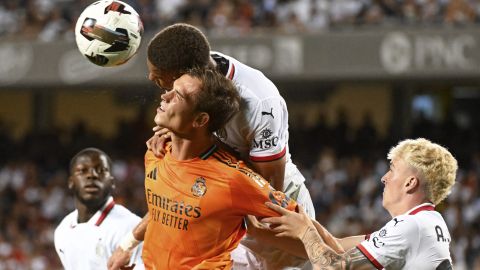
[{"xmin": 1, "ymin": 0, "xmax": 480, "ymax": 269}]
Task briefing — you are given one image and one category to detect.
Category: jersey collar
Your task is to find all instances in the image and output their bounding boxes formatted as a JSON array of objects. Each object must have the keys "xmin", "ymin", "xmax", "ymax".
[
  {"xmin": 211, "ymin": 52, "xmax": 236, "ymax": 80},
  {"xmin": 166, "ymin": 143, "xmax": 218, "ymax": 160},
  {"xmin": 406, "ymin": 203, "xmax": 435, "ymax": 215},
  {"xmin": 94, "ymin": 197, "xmax": 116, "ymax": 226},
  {"xmin": 199, "ymin": 144, "xmax": 218, "ymax": 160},
  {"xmin": 70, "ymin": 196, "xmax": 115, "ymax": 228}
]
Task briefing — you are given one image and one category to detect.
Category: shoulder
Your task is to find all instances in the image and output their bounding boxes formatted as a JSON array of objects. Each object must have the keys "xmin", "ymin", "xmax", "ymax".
[
  {"xmin": 109, "ymin": 204, "xmax": 142, "ymax": 224},
  {"xmin": 210, "ymin": 148, "xmax": 268, "ymax": 185},
  {"xmin": 209, "ymin": 148, "xmax": 242, "ymax": 172},
  {"xmin": 145, "ymin": 149, "xmax": 157, "ymax": 164},
  {"xmin": 55, "ymin": 211, "xmax": 75, "ymax": 236},
  {"xmin": 100, "ymin": 205, "xmax": 141, "ymax": 240},
  {"xmin": 382, "ymin": 214, "xmax": 421, "ymax": 240}
]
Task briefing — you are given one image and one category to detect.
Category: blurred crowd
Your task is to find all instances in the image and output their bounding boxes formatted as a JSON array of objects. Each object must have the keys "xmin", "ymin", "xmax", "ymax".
[
  {"xmin": 0, "ymin": 108, "xmax": 479, "ymax": 269},
  {"xmin": 2, "ymin": 0, "xmax": 480, "ymax": 41}
]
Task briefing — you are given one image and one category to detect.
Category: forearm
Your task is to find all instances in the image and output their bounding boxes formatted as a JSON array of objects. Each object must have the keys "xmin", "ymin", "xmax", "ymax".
[
  {"xmin": 336, "ymin": 235, "xmax": 365, "ymax": 251},
  {"xmin": 301, "ymin": 226, "xmax": 347, "ymax": 269},
  {"xmin": 260, "ymin": 219, "xmax": 344, "ymax": 258},
  {"xmin": 312, "ymin": 220, "xmax": 345, "ymax": 254},
  {"xmin": 133, "ymin": 214, "xmax": 149, "ymax": 241},
  {"xmin": 119, "ymin": 214, "xmax": 148, "ymax": 253},
  {"xmin": 247, "ymin": 227, "xmax": 308, "ymax": 258},
  {"xmin": 301, "ymin": 226, "xmax": 372, "ymax": 270}
]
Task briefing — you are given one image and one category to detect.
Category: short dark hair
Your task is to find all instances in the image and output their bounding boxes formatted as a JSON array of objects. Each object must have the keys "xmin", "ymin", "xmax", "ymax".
[
  {"xmin": 69, "ymin": 148, "xmax": 112, "ymax": 173},
  {"xmin": 186, "ymin": 68, "xmax": 241, "ymax": 133},
  {"xmin": 147, "ymin": 23, "xmax": 211, "ymax": 76}
]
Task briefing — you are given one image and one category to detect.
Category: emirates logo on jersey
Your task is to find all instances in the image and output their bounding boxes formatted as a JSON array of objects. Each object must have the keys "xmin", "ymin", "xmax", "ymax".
[{"xmin": 192, "ymin": 177, "xmax": 207, "ymax": 197}]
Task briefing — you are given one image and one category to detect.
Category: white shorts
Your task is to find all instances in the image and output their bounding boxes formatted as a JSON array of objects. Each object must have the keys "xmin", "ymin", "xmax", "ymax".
[{"xmin": 232, "ymin": 242, "xmax": 312, "ymax": 270}]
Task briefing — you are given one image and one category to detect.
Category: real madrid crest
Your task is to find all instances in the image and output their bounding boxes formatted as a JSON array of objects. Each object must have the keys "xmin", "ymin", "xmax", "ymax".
[{"xmin": 192, "ymin": 177, "xmax": 207, "ymax": 197}]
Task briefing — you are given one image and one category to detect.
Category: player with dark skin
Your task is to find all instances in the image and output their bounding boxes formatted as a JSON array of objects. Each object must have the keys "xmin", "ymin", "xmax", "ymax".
[
  {"xmin": 144, "ymin": 23, "xmax": 286, "ymax": 194},
  {"xmin": 58, "ymin": 148, "xmax": 138, "ymax": 270},
  {"xmin": 109, "ymin": 23, "xmax": 318, "ymax": 270},
  {"xmin": 69, "ymin": 148, "xmax": 116, "ymax": 224}
]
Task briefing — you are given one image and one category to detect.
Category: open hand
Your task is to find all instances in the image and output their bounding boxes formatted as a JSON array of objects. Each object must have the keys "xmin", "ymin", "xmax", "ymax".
[{"xmin": 261, "ymin": 203, "xmax": 314, "ymax": 240}]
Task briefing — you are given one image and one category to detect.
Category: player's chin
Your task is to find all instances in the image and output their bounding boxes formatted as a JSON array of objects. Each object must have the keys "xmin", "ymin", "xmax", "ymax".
[
  {"xmin": 79, "ymin": 190, "xmax": 104, "ymax": 202},
  {"xmin": 154, "ymin": 116, "xmax": 168, "ymax": 128}
]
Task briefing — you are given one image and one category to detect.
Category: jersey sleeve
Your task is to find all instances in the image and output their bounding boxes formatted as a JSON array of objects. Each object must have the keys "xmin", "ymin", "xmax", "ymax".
[
  {"xmin": 53, "ymin": 225, "xmax": 68, "ymax": 268},
  {"xmin": 249, "ymin": 98, "xmax": 288, "ymax": 162},
  {"xmin": 229, "ymin": 163, "xmax": 296, "ymax": 217},
  {"xmin": 356, "ymin": 216, "xmax": 419, "ymax": 269}
]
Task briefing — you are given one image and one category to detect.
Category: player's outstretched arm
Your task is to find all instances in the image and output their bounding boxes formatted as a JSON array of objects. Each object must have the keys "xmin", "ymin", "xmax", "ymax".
[
  {"xmin": 336, "ymin": 235, "xmax": 366, "ymax": 251},
  {"xmin": 263, "ymin": 203, "xmax": 376, "ymax": 270},
  {"xmin": 245, "ymin": 215, "xmax": 308, "ymax": 259},
  {"xmin": 311, "ymin": 220, "xmax": 345, "ymax": 254},
  {"xmin": 108, "ymin": 214, "xmax": 149, "ymax": 270}
]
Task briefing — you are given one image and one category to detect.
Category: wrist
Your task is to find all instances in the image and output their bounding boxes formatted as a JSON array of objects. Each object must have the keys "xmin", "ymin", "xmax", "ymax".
[{"xmin": 119, "ymin": 231, "xmax": 140, "ymax": 252}]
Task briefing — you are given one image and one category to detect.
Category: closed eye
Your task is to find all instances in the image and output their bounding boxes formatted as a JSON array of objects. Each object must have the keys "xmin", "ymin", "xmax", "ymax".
[{"xmin": 175, "ymin": 90, "xmax": 185, "ymax": 100}]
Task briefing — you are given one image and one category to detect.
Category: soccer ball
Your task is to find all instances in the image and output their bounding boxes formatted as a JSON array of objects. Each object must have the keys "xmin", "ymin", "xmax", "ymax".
[{"xmin": 75, "ymin": 0, "xmax": 143, "ymax": 67}]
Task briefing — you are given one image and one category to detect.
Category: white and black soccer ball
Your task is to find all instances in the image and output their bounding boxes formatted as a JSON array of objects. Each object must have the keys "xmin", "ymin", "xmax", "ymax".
[{"xmin": 75, "ymin": 0, "xmax": 143, "ymax": 67}]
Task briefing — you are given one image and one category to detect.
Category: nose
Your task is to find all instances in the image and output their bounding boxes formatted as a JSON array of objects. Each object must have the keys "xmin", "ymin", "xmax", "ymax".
[
  {"xmin": 148, "ymin": 72, "xmax": 155, "ymax": 82},
  {"xmin": 86, "ymin": 168, "xmax": 99, "ymax": 179},
  {"xmin": 381, "ymin": 173, "xmax": 388, "ymax": 184}
]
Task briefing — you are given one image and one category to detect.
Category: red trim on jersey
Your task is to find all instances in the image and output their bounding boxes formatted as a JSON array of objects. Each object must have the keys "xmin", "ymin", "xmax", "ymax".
[
  {"xmin": 409, "ymin": 204, "xmax": 435, "ymax": 215},
  {"xmin": 357, "ymin": 244, "xmax": 384, "ymax": 270},
  {"xmin": 227, "ymin": 63, "xmax": 235, "ymax": 80},
  {"xmin": 249, "ymin": 147, "xmax": 286, "ymax": 162},
  {"xmin": 95, "ymin": 200, "xmax": 115, "ymax": 226}
]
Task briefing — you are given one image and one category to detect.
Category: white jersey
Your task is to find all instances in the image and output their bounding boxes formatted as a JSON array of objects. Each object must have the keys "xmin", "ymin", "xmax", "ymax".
[
  {"xmin": 54, "ymin": 197, "xmax": 144, "ymax": 270},
  {"xmin": 213, "ymin": 52, "xmax": 314, "ymax": 270},
  {"xmin": 212, "ymin": 52, "xmax": 305, "ymax": 190},
  {"xmin": 357, "ymin": 203, "xmax": 452, "ymax": 270}
]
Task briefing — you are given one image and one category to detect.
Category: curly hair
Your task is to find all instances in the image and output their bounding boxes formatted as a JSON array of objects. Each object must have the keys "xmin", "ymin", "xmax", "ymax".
[
  {"xmin": 387, "ymin": 138, "xmax": 458, "ymax": 205},
  {"xmin": 147, "ymin": 23, "xmax": 211, "ymax": 76},
  {"xmin": 184, "ymin": 68, "xmax": 240, "ymax": 133}
]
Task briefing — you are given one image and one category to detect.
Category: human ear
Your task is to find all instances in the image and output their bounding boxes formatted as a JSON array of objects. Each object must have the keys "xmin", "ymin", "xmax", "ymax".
[
  {"xmin": 405, "ymin": 176, "xmax": 419, "ymax": 193},
  {"xmin": 111, "ymin": 176, "xmax": 116, "ymax": 190},
  {"xmin": 193, "ymin": 112, "xmax": 209, "ymax": 128},
  {"xmin": 68, "ymin": 177, "xmax": 74, "ymax": 190}
]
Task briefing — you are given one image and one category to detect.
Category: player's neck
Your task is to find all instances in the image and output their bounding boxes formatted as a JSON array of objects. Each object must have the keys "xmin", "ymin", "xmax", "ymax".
[
  {"xmin": 76, "ymin": 198, "xmax": 106, "ymax": 223},
  {"xmin": 389, "ymin": 196, "xmax": 429, "ymax": 217},
  {"xmin": 170, "ymin": 133, "xmax": 216, "ymax": 160}
]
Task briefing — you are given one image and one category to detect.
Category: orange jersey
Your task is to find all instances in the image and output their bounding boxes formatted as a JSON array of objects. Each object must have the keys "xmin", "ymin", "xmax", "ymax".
[{"xmin": 142, "ymin": 144, "xmax": 296, "ymax": 270}]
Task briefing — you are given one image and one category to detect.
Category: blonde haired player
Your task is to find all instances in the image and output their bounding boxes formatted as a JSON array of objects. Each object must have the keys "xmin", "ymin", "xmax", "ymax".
[{"xmin": 262, "ymin": 138, "xmax": 457, "ymax": 269}]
